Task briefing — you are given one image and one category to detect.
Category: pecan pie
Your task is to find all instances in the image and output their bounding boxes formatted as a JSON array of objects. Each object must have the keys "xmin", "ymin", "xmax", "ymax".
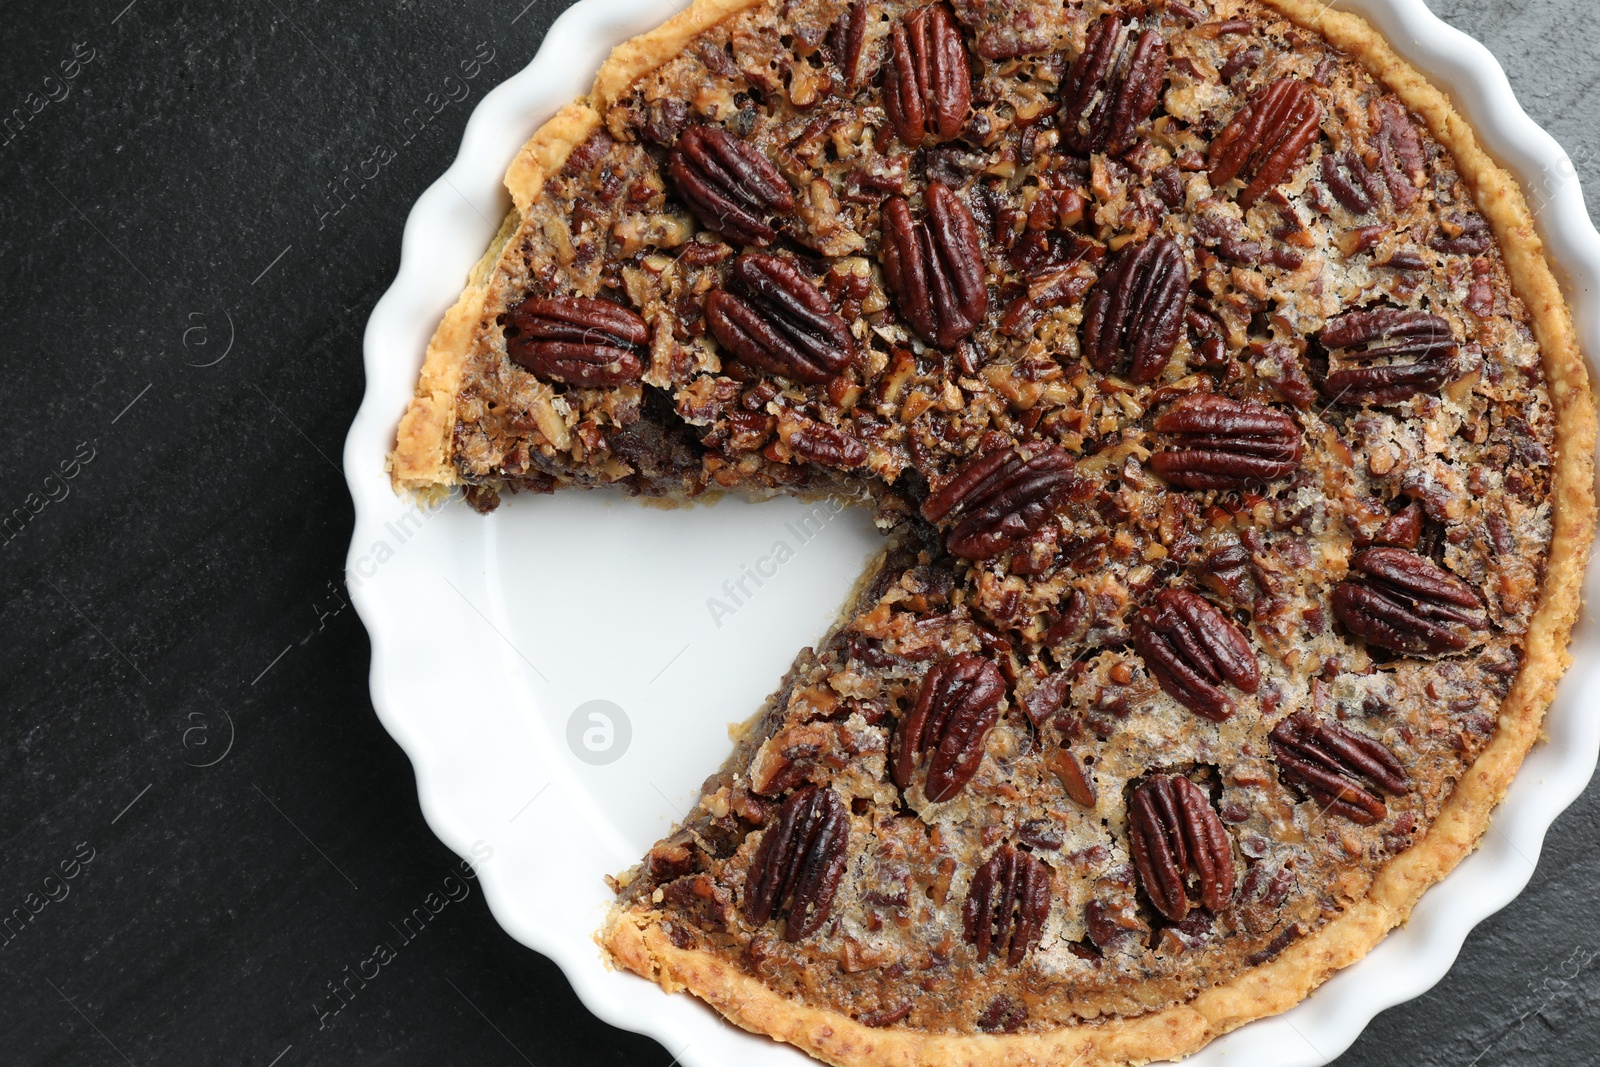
[{"xmin": 388, "ymin": 0, "xmax": 1595, "ymax": 1062}]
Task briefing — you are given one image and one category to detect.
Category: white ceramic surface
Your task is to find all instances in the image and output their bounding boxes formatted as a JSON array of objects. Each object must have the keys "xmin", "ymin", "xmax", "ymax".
[{"xmin": 344, "ymin": 2, "xmax": 1600, "ymax": 1063}]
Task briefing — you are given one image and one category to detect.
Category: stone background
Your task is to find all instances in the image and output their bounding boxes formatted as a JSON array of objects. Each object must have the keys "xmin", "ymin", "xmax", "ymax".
[{"xmin": 0, "ymin": 1, "xmax": 1595, "ymax": 1064}]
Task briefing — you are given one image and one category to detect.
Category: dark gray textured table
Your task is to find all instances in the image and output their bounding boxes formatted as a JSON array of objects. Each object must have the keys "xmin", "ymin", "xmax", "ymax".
[{"xmin": 1, "ymin": 1, "xmax": 1595, "ymax": 1064}]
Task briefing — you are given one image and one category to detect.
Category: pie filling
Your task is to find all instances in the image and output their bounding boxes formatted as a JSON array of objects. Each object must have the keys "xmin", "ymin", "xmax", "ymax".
[{"xmin": 408, "ymin": 0, "xmax": 1566, "ymax": 1043}]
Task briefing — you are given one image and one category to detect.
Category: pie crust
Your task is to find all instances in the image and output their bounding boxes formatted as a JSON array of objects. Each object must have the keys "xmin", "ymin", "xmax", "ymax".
[{"xmin": 387, "ymin": 0, "xmax": 1596, "ymax": 1062}]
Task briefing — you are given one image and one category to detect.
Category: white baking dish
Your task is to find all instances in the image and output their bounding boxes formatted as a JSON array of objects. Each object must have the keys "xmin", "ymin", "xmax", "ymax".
[{"xmin": 343, "ymin": 2, "xmax": 1600, "ymax": 1062}]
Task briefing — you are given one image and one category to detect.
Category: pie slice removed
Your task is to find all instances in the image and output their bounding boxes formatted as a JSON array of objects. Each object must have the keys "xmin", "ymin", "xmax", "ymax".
[{"xmin": 388, "ymin": 0, "xmax": 1596, "ymax": 1063}]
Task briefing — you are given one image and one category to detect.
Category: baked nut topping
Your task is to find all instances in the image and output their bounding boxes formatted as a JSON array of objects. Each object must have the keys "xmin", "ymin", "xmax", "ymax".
[
  {"xmin": 744, "ymin": 784, "xmax": 850, "ymax": 939},
  {"xmin": 388, "ymin": 0, "xmax": 1593, "ymax": 1055},
  {"xmin": 1149, "ymin": 394, "xmax": 1303, "ymax": 491},
  {"xmin": 921, "ymin": 446, "xmax": 1077, "ymax": 559},
  {"xmin": 1332, "ymin": 547, "xmax": 1488, "ymax": 654},
  {"xmin": 880, "ymin": 182, "xmax": 988, "ymax": 348},
  {"xmin": 962, "ymin": 844, "xmax": 1052, "ymax": 965},
  {"xmin": 1132, "ymin": 587, "xmax": 1260, "ymax": 721},
  {"xmin": 503, "ymin": 297, "xmax": 649, "ymax": 386},
  {"xmin": 1208, "ymin": 77, "xmax": 1323, "ymax": 206},
  {"xmin": 834, "ymin": 1, "xmax": 872, "ymax": 90},
  {"xmin": 1083, "ymin": 236, "xmax": 1188, "ymax": 382},
  {"xmin": 891, "ymin": 652, "xmax": 1005, "ymax": 801},
  {"xmin": 668, "ymin": 125, "xmax": 795, "ymax": 245},
  {"xmin": 883, "ymin": 4, "xmax": 972, "ymax": 145},
  {"xmin": 1270, "ymin": 712, "xmax": 1409, "ymax": 825},
  {"xmin": 1127, "ymin": 773, "xmax": 1236, "ymax": 921},
  {"xmin": 1316, "ymin": 308, "xmax": 1459, "ymax": 404},
  {"xmin": 1059, "ymin": 17, "xmax": 1168, "ymax": 156},
  {"xmin": 706, "ymin": 253, "xmax": 855, "ymax": 383},
  {"xmin": 784, "ymin": 418, "xmax": 870, "ymax": 468}
]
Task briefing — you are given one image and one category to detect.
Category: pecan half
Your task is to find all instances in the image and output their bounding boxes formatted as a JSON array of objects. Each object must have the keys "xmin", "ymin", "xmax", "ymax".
[
  {"xmin": 503, "ymin": 297, "xmax": 649, "ymax": 387},
  {"xmin": 1208, "ymin": 78, "xmax": 1323, "ymax": 207},
  {"xmin": 962, "ymin": 844, "xmax": 1051, "ymax": 965},
  {"xmin": 1319, "ymin": 101, "xmax": 1423, "ymax": 216},
  {"xmin": 785, "ymin": 420, "xmax": 868, "ymax": 468},
  {"xmin": 1320, "ymin": 308, "xmax": 1452, "ymax": 353},
  {"xmin": 921, "ymin": 445, "xmax": 1076, "ymax": 559},
  {"xmin": 1060, "ymin": 17, "xmax": 1168, "ymax": 156},
  {"xmin": 1132, "ymin": 588, "xmax": 1260, "ymax": 721},
  {"xmin": 1331, "ymin": 547, "xmax": 1487, "ymax": 655},
  {"xmin": 743, "ymin": 784, "xmax": 849, "ymax": 940},
  {"xmin": 1149, "ymin": 395, "xmax": 1303, "ymax": 491},
  {"xmin": 1316, "ymin": 308, "xmax": 1458, "ymax": 404},
  {"xmin": 1320, "ymin": 147, "xmax": 1385, "ymax": 215},
  {"xmin": 668, "ymin": 125, "xmax": 795, "ymax": 246},
  {"xmin": 1083, "ymin": 236, "xmax": 1188, "ymax": 382},
  {"xmin": 892, "ymin": 653, "xmax": 1005, "ymax": 802},
  {"xmin": 883, "ymin": 4, "xmax": 971, "ymax": 145},
  {"xmin": 1371, "ymin": 98, "xmax": 1424, "ymax": 210},
  {"xmin": 706, "ymin": 253, "xmax": 854, "ymax": 384},
  {"xmin": 1128, "ymin": 774, "xmax": 1235, "ymax": 922},
  {"xmin": 1270, "ymin": 712, "xmax": 1407, "ymax": 824},
  {"xmin": 881, "ymin": 182, "xmax": 988, "ymax": 349}
]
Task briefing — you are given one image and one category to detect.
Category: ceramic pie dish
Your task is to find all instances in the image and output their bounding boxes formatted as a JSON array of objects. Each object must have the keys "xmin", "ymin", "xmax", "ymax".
[{"xmin": 344, "ymin": 1, "xmax": 1600, "ymax": 1063}]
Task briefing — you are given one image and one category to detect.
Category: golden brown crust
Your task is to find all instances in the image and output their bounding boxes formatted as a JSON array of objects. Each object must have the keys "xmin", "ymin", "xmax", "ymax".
[
  {"xmin": 387, "ymin": 102, "xmax": 600, "ymax": 495},
  {"xmin": 599, "ymin": 1, "xmax": 1597, "ymax": 1064},
  {"xmin": 589, "ymin": 0, "xmax": 767, "ymax": 109}
]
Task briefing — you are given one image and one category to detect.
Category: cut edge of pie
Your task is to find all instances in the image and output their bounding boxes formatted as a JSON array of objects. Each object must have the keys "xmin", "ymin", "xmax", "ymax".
[
  {"xmin": 386, "ymin": 0, "xmax": 758, "ymax": 501},
  {"xmin": 383, "ymin": 0, "xmax": 1598, "ymax": 1063},
  {"xmin": 388, "ymin": 100, "xmax": 599, "ymax": 499}
]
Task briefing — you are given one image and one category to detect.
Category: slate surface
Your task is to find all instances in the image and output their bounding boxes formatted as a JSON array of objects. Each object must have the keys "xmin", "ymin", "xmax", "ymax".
[{"xmin": 0, "ymin": 1, "xmax": 1596, "ymax": 1064}]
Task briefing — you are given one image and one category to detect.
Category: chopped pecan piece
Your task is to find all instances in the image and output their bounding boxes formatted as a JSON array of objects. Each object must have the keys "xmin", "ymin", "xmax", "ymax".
[
  {"xmin": 646, "ymin": 836, "xmax": 697, "ymax": 881},
  {"xmin": 975, "ymin": 993, "xmax": 1028, "ymax": 1032},
  {"xmin": 1331, "ymin": 547, "xmax": 1487, "ymax": 655},
  {"xmin": 1128, "ymin": 774, "xmax": 1235, "ymax": 922},
  {"xmin": 891, "ymin": 653, "xmax": 1005, "ymax": 802},
  {"xmin": 1208, "ymin": 78, "xmax": 1323, "ymax": 207},
  {"xmin": 962, "ymin": 844, "xmax": 1051, "ymax": 965},
  {"xmin": 661, "ymin": 874, "xmax": 732, "ymax": 934},
  {"xmin": 1083, "ymin": 236, "xmax": 1188, "ymax": 383},
  {"xmin": 743, "ymin": 784, "xmax": 849, "ymax": 940},
  {"xmin": 882, "ymin": 4, "xmax": 971, "ymax": 145},
  {"xmin": 668, "ymin": 125, "xmax": 795, "ymax": 246},
  {"xmin": 1132, "ymin": 588, "xmax": 1260, "ymax": 721},
  {"xmin": 1049, "ymin": 748, "xmax": 1097, "ymax": 807},
  {"xmin": 881, "ymin": 182, "xmax": 988, "ymax": 349},
  {"xmin": 921, "ymin": 445, "xmax": 1076, "ymax": 559},
  {"xmin": 1200, "ymin": 540, "xmax": 1258, "ymax": 607},
  {"xmin": 858, "ymin": 1002, "xmax": 914, "ymax": 1028},
  {"xmin": 1430, "ymin": 211, "xmax": 1493, "ymax": 256},
  {"xmin": 1270, "ymin": 712, "xmax": 1408, "ymax": 824},
  {"xmin": 503, "ymin": 297, "xmax": 649, "ymax": 387},
  {"xmin": 1149, "ymin": 395, "xmax": 1303, "ymax": 490},
  {"xmin": 1220, "ymin": 43, "xmax": 1263, "ymax": 82},
  {"xmin": 706, "ymin": 253, "xmax": 855, "ymax": 384},
  {"xmin": 1316, "ymin": 307, "xmax": 1458, "ymax": 404},
  {"xmin": 1059, "ymin": 17, "xmax": 1168, "ymax": 156}
]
